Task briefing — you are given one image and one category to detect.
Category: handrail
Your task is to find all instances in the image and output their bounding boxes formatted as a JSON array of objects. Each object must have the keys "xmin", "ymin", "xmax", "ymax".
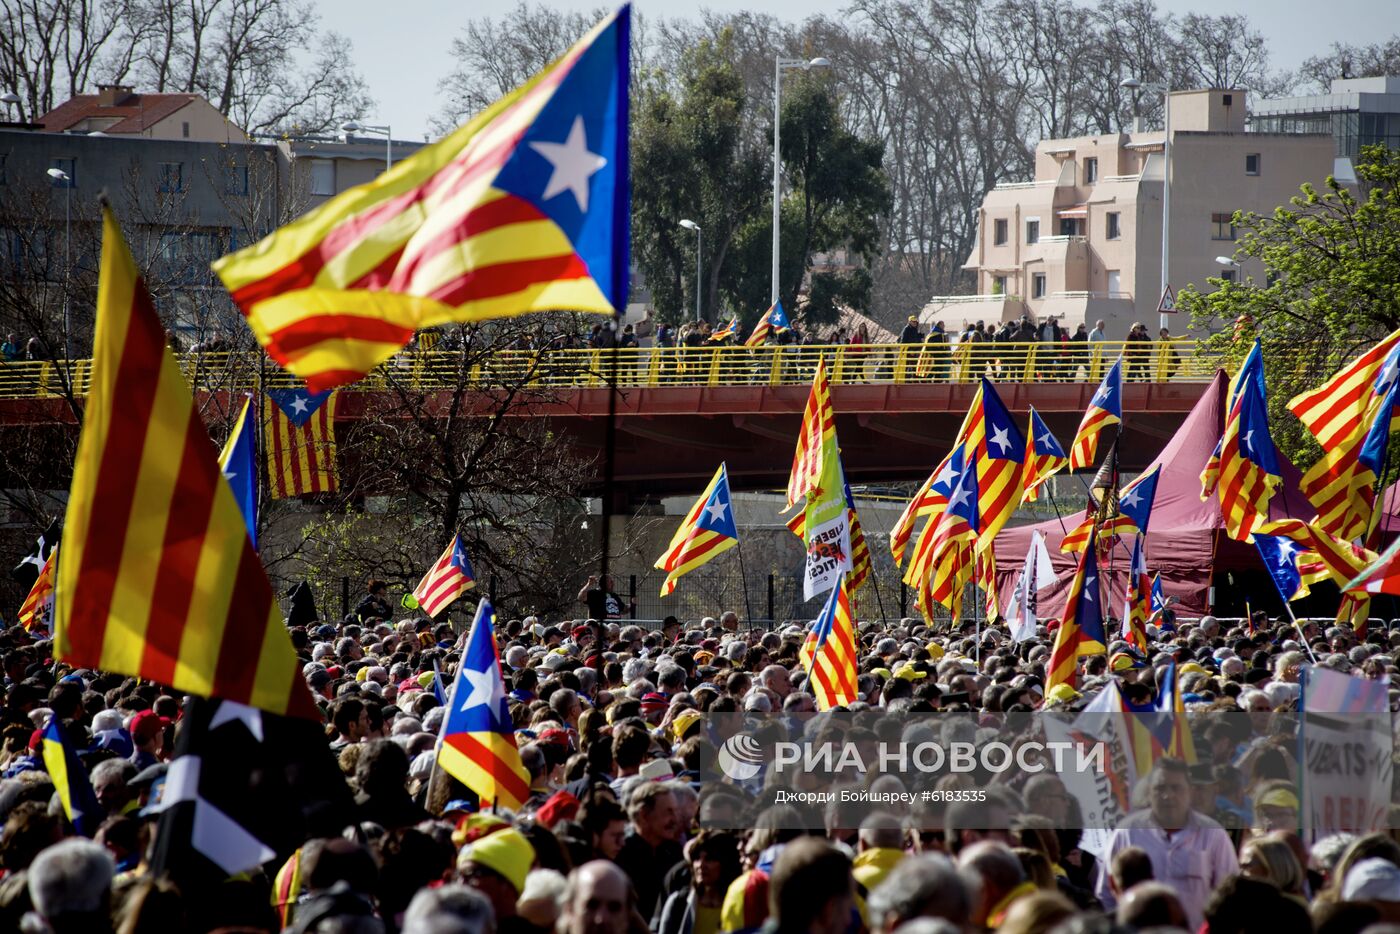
[{"xmin": 0, "ymin": 341, "xmax": 1223, "ymax": 399}]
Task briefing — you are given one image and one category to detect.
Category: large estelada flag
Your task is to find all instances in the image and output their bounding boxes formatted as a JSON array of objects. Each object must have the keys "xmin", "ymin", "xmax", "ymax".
[
  {"xmin": 264, "ymin": 389, "xmax": 338, "ymax": 499},
  {"xmin": 657, "ymin": 463, "xmax": 738, "ymax": 596},
  {"xmin": 17, "ymin": 546, "xmax": 55, "ymax": 631},
  {"xmin": 800, "ymin": 572, "xmax": 859, "ymax": 710},
  {"xmin": 437, "ymin": 598, "xmax": 530, "ymax": 809},
  {"xmin": 55, "ymin": 206, "xmax": 316, "ymax": 719},
  {"xmin": 413, "ymin": 533, "xmax": 478, "ymax": 617},
  {"xmin": 1070, "ymin": 357, "xmax": 1122, "ymax": 470},
  {"xmin": 212, "ymin": 8, "xmax": 631, "ymax": 391}
]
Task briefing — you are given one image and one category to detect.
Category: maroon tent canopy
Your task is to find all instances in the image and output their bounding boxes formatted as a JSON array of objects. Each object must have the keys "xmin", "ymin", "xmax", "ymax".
[{"xmin": 993, "ymin": 370, "xmax": 1319, "ymax": 616}]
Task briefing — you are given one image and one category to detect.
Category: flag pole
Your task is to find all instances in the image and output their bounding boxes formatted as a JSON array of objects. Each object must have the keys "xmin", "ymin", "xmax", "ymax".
[
  {"xmin": 595, "ymin": 316, "xmax": 620, "ymax": 705},
  {"xmin": 868, "ymin": 557, "xmax": 889, "ymax": 625},
  {"xmin": 734, "ymin": 536, "xmax": 757, "ymax": 628},
  {"xmin": 1283, "ymin": 601, "xmax": 1319, "ymax": 663}
]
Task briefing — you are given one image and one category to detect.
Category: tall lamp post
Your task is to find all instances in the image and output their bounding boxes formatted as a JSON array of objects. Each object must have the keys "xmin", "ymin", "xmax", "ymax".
[
  {"xmin": 772, "ymin": 55, "xmax": 830, "ymax": 307},
  {"xmin": 679, "ymin": 219, "xmax": 702, "ymax": 322},
  {"xmin": 340, "ymin": 121, "xmax": 393, "ymax": 172},
  {"xmin": 45, "ymin": 167, "xmax": 71, "ymax": 361},
  {"xmin": 1121, "ymin": 77, "xmax": 1172, "ymax": 330}
]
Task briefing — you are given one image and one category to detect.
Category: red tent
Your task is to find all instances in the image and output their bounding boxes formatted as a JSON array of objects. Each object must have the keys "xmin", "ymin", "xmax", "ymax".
[{"xmin": 993, "ymin": 370, "xmax": 1318, "ymax": 616}]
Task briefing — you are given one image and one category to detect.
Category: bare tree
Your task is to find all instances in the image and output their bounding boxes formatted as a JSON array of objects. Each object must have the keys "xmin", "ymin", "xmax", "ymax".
[
  {"xmin": 1300, "ymin": 36, "xmax": 1400, "ymax": 92},
  {"xmin": 0, "ymin": 0, "xmax": 130, "ymax": 121}
]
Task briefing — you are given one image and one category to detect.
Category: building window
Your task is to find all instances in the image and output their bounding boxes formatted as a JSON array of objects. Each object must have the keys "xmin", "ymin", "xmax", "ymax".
[
  {"xmin": 993, "ymin": 218, "xmax": 1008, "ymax": 246},
  {"xmin": 1032, "ymin": 273, "xmax": 1046, "ymax": 299},
  {"xmin": 224, "ymin": 164, "xmax": 249, "ymax": 196},
  {"xmin": 0, "ymin": 154, "xmax": 6, "ymax": 186},
  {"xmin": 1220, "ymin": 268, "xmax": 1237, "ymax": 284},
  {"xmin": 1026, "ymin": 219, "xmax": 1039, "ymax": 244},
  {"xmin": 310, "ymin": 159, "xmax": 335, "ymax": 196},
  {"xmin": 1106, "ymin": 212, "xmax": 1121, "ymax": 240},
  {"xmin": 992, "ymin": 275, "xmax": 1008, "ymax": 295},
  {"xmin": 1211, "ymin": 212, "xmax": 1237, "ymax": 240},
  {"xmin": 1107, "ymin": 270, "xmax": 1121, "ymax": 294},
  {"xmin": 49, "ymin": 158, "xmax": 75, "ymax": 188},
  {"xmin": 158, "ymin": 162, "xmax": 184, "ymax": 193},
  {"xmin": 1084, "ymin": 157, "xmax": 1098, "ymax": 184},
  {"xmin": 182, "ymin": 121, "xmax": 190, "ymax": 139},
  {"xmin": 1245, "ymin": 153, "xmax": 1260, "ymax": 176}
]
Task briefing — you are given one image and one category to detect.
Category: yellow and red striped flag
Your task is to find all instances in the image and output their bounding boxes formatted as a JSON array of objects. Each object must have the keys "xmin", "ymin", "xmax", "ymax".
[
  {"xmin": 17, "ymin": 547, "xmax": 56, "ymax": 631},
  {"xmin": 744, "ymin": 301, "xmax": 790, "ymax": 347},
  {"xmin": 1289, "ymin": 329, "xmax": 1400, "ymax": 453},
  {"xmin": 1217, "ymin": 370, "xmax": 1281, "ymax": 542},
  {"xmin": 1069, "ymin": 358, "xmax": 1122, "ymax": 470},
  {"xmin": 891, "ymin": 401, "xmax": 978, "ymax": 565},
  {"xmin": 55, "ymin": 206, "xmax": 316, "ymax": 719},
  {"xmin": 922, "ymin": 450, "xmax": 980, "ymax": 615},
  {"xmin": 786, "ymin": 357, "xmax": 834, "ymax": 507},
  {"xmin": 212, "ymin": 9, "xmax": 632, "ymax": 392},
  {"xmin": 264, "ymin": 390, "xmax": 338, "ymax": 499},
  {"xmin": 1045, "ymin": 526, "xmax": 1107, "ymax": 695},
  {"xmin": 657, "ymin": 464, "xmax": 739, "ymax": 596},
  {"xmin": 787, "ymin": 473, "xmax": 870, "ymax": 593},
  {"xmin": 800, "ymin": 573, "xmax": 859, "ymax": 709},
  {"xmin": 413, "ymin": 534, "xmax": 478, "ymax": 618},
  {"xmin": 965, "ymin": 378, "xmax": 1025, "ymax": 552},
  {"xmin": 1023, "ymin": 407, "xmax": 1068, "ymax": 503}
]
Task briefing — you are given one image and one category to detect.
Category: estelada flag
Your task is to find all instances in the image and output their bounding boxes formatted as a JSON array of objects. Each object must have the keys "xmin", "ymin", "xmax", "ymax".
[
  {"xmin": 212, "ymin": 8, "xmax": 631, "ymax": 391},
  {"xmin": 55, "ymin": 206, "xmax": 316, "ymax": 719},
  {"xmin": 17, "ymin": 546, "xmax": 56, "ymax": 631},
  {"xmin": 437, "ymin": 598, "xmax": 530, "ymax": 809}
]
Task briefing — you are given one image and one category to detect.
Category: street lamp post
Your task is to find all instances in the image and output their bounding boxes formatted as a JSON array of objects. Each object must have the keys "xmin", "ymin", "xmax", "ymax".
[
  {"xmin": 679, "ymin": 219, "xmax": 702, "ymax": 322},
  {"xmin": 45, "ymin": 168, "xmax": 71, "ymax": 361},
  {"xmin": 340, "ymin": 121, "xmax": 393, "ymax": 172},
  {"xmin": 1121, "ymin": 78, "xmax": 1172, "ymax": 330},
  {"xmin": 772, "ymin": 56, "xmax": 830, "ymax": 307}
]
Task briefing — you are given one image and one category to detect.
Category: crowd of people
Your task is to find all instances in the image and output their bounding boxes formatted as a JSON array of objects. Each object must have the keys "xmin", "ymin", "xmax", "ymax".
[{"xmin": 0, "ymin": 575, "xmax": 1396, "ymax": 934}]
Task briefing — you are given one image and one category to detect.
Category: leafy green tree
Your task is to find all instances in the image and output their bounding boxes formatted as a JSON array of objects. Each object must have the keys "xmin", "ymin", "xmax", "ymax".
[
  {"xmin": 631, "ymin": 32, "xmax": 768, "ymax": 324},
  {"xmin": 1179, "ymin": 144, "xmax": 1400, "ymax": 460}
]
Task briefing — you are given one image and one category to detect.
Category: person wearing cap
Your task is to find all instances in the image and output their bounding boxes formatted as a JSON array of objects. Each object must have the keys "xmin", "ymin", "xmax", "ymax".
[
  {"xmin": 899, "ymin": 316, "xmax": 922, "ymax": 344},
  {"xmin": 1253, "ymin": 783, "xmax": 1300, "ymax": 833},
  {"xmin": 458, "ymin": 826, "xmax": 536, "ymax": 932},
  {"xmin": 1094, "ymin": 757, "xmax": 1238, "ymax": 928},
  {"xmin": 127, "ymin": 710, "xmax": 170, "ymax": 771}
]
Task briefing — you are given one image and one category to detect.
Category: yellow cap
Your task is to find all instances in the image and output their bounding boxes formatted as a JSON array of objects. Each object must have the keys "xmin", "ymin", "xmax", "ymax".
[
  {"xmin": 459, "ymin": 827, "xmax": 535, "ymax": 894},
  {"xmin": 1179, "ymin": 663, "xmax": 1208, "ymax": 676},
  {"xmin": 416, "ymin": 671, "xmax": 435, "ymax": 689},
  {"xmin": 925, "ymin": 642, "xmax": 945, "ymax": 660},
  {"xmin": 671, "ymin": 709, "xmax": 703, "ymax": 741},
  {"xmin": 870, "ymin": 668, "xmax": 892, "ymax": 681},
  {"xmin": 1046, "ymin": 684, "xmax": 1081, "ymax": 705},
  {"xmin": 1258, "ymin": 788, "xmax": 1300, "ymax": 811},
  {"xmin": 894, "ymin": 664, "xmax": 927, "ymax": 681},
  {"xmin": 356, "ymin": 667, "xmax": 370, "ymax": 682}
]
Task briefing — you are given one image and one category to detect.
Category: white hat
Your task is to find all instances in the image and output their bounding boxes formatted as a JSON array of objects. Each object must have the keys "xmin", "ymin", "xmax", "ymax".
[{"xmin": 1343, "ymin": 858, "xmax": 1400, "ymax": 901}]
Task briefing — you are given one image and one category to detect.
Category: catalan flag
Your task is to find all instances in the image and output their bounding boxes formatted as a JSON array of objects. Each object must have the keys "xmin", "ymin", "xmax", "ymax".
[
  {"xmin": 413, "ymin": 534, "xmax": 478, "ymax": 617},
  {"xmin": 1150, "ymin": 572, "xmax": 1167, "ymax": 615},
  {"xmin": 17, "ymin": 546, "xmax": 55, "ymax": 631},
  {"xmin": 891, "ymin": 404, "xmax": 977, "ymax": 565},
  {"xmin": 1217, "ymin": 370, "xmax": 1280, "ymax": 542},
  {"xmin": 264, "ymin": 390, "xmax": 338, "ymax": 499},
  {"xmin": 966, "ymin": 378, "xmax": 1025, "ymax": 551},
  {"xmin": 437, "ymin": 598, "xmax": 530, "ymax": 809},
  {"xmin": 1121, "ymin": 535, "xmax": 1150, "ymax": 652},
  {"xmin": 219, "ymin": 396, "xmax": 259, "ymax": 548},
  {"xmin": 1204, "ymin": 341, "xmax": 1265, "ymax": 500},
  {"xmin": 708, "ymin": 316, "xmax": 739, "ymax": 342},
  {"xmin": 1101, "ymin": 465, "xmax": 1162, "ymax": 540},
  {"xmin": 213, "ymin": 9, "xmax": 631, "ymax": 391},
  {"xmin": 1069, "ymin": 357, "xmax": 1122, "ymax": 470},
  {"xmin": 1260, "ymin": 517, "xmax": 1375, "ymax": 592},
  {"xmin": 1289, "ymin": 329, "xmax": 1400, "ymax": 454},
  {"xmin": 902, "ymin": 445, "xmax": 967, "ymax": 582},
  {"xmin": 1023, "ymin": 407, "xmax": 1067, "ymax": 503},
  {"xmin": 923, "ymin": 449, "xmax": 980, "ymax": 617},
  {"xmin": 1046, "ymin": 526, "xmax": 1106, "ymax": 693},
  {"xmin": 40, "ymin": 717, "xmax": 103, "ymax": 837},
  {"xmin": 745, "ymin": 301, "xmax": 790, "ymax": 347},
  {"xmin": 55, "ymin": 206, "xmax": 316, "ymax": 719},
  {"xmin": 1199, "ymin": 436, "xmax": 1224, "ymax": 500},
  {"xmin": 799, "ymin": 573, "xmax": 859, "ymax": 710},
  {"xmin": 1344, "ymin": 535, "xmax": 1400, "ymax": 597},
  {"xmin": 657, "ymin": 463, "xmax": 739, "ymax": 596},
  {"xmin": 788, "ymin": 472, "xmax": 871, "ymax": 593},
  {"xmin": 786, "ymin": 358, "xmax": 835, "ymax": 508},
  {"xmin": 1256, "ymin": 533, "xmax": 1307, "ymax": 602},
  {"xmin": 1153, "ymin": 663, "xmax": 1196, "ymax": 763}
]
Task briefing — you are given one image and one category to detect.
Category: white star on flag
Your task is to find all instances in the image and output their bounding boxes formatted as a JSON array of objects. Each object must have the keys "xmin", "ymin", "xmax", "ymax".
[
  {"xmin": 1093, "ymin": 385, "xmax": 1112, "ymax": 406},
  {"xmin": 989, "ymin": 425, "xmax": 1012, "ymax": 453},
  {"xmin": 1276, "ymin": 540, "xmax": 1297, "ymax": 566},
  {"xmin": 705, "ymin": 499, "xmax": 728, "ymax": 523},
  {"xmin": 1038, "ymin": 432, "xmax": 1056, "ymax": 450},
  {"xmin": 934, "ymin": 457, "xmax": 959, "ymax": 491},
  {"xmin": 1083, "ymin": 575, "xmax": 1096, "ymax": 601},
  {"xmin": 289, "ymin": 396, "xmax": 309, "ymax": 415},
  {"xmin": 530, "ymin": 115, "xmax": 608, "ymax": 212},
  {"xmin": 1241, "ymin": 429, "xmax": 1255, "ymax": 454},
  {"xmin": 460, "ymin": 663, "xmax": 507, "ymax": 728},
  {"xmin": 1121, "ymin": 487, "xmax": 1141, "ymax": 509},
  {"xmin": 948, "ymin": 481, "xmax": 971, "ymax": 511}
]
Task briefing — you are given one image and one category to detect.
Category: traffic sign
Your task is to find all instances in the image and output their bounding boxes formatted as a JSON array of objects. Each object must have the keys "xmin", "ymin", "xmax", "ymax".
[{"xmin": 1157, "ymin": 284, "xmax": 1177, "ymax": 314}]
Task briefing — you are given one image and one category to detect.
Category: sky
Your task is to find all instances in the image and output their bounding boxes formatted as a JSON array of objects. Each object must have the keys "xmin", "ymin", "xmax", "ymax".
[{"xmin": 319, "ymin": 0, "xmax": 1395, "ymax": 141}]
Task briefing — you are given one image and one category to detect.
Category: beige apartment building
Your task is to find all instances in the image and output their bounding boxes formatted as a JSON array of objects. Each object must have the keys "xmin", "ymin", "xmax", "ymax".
[{"xmin": 923, "ymin": 89, "xmax": 1334, "ymax": 337}]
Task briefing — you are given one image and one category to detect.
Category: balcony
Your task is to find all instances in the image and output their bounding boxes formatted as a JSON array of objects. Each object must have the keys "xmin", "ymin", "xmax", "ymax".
[{"xmin": 919, "ymin": 293, "xmax": 1027, "ymax": 324}]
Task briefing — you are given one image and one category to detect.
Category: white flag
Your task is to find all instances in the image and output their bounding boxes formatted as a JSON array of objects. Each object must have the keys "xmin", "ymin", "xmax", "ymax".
[
  {"xmin": 802, "ymin": 510, "xmax": 852, "ymax": 601},
  {"xmin": 1006, "ymin": 531, "xmax": 1055, "ymax": 641}
]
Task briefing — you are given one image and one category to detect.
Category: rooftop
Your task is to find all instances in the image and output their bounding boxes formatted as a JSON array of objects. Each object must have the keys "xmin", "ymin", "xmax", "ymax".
[{"xmin": 37, "ymin": 85, "xmax": 203, "ymax": 135}]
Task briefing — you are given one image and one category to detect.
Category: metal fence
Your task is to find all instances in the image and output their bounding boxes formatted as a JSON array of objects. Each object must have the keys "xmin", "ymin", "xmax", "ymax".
[{"xmin": 0, "ymin": 340, "xmax": 1224, "ymax": 399}]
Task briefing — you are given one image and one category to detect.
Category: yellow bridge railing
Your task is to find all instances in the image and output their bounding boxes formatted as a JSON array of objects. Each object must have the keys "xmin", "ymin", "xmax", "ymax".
[{"xmin": 0, "ymin": 340, "xmax": 1222, "ymax": 400}]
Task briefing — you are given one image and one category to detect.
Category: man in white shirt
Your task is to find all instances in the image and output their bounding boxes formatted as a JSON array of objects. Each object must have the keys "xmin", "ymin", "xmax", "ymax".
[
  {"xmin": 1094, "ymin": 757, "xmax": 1239, "ymax": 929},
  {"xmin": 1088, "ymin": 319, "xmax": 1108, "ymax": 341}
]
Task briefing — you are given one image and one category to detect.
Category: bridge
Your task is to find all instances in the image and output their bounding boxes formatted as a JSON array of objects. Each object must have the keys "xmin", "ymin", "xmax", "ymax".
[{"xmin": 0, "ymin": 341, "xmax": 1222, "ymax": 497}]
